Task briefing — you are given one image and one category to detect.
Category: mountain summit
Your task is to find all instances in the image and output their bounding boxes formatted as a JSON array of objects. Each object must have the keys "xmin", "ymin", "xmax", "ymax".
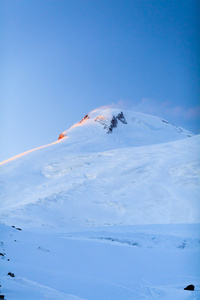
[{"xmin": 57, "ymin": 107, "xmax": 192, "ymax": 153}]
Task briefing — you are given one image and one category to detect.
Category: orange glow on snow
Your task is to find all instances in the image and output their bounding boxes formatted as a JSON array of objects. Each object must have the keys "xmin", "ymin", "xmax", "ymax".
[
  {"xmin": 0, "ymin": 139, "xmax": 63, "ymax": 166},
  {"xmin": 0, "ymin": 114, "xmax": 91, "ymax": 166},
  {"xmin": 95, "ymin": 115, "xmax": 106, "ymax": 121},
  {"xmin": 70, "ymin": 122, "xmax": 82, "ymax": 129},
  {"xmin": 58, "ymin": 133, "xmax": 65, "ymax": 140},
  {"xmin": 69, "ymin": 114, "xmax": 90, "ymax": 130}
]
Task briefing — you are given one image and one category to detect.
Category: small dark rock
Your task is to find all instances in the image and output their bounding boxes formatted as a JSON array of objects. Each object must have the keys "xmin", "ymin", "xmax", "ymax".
[
  {"xmin": 16, "ymin": 228, "xmax": 22, "ymax": 231},
  {"xmin": 184, "ymin": 284, "xmax": 195, "ymax": 291},
  {"xmin": 0, "ymin": 253, "xmax": 4, "ymax": 257},
  {"xmin": 7, "ymin": 272, "xmax": 15, "ymax": 277},
  {"xmin": 116, "ymin": 112, "xmax": 127, "ymax": 124},
  {"xmin": 12, "ymin": 226, "xmax": 15, "ymax": 228},
  {"xmin": 0, "ymin": 295, "xmax": 5, "ymax": 299},
  {"xmin": 108, "ymin": 116, "xmax": 118, "ymax": 133},
  {"xmin": 7, "ymin": 259, "xmax": 10, "ymax": 261},
  {"xmin": 79, "ymin": 114, "xmax": 89, "ymax": 123}
]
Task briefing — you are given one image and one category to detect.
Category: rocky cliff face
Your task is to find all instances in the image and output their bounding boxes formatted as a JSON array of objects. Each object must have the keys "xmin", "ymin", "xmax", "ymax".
[{"xmin": 95, "ymin": 111, "xmax": 127, "ymax": 133}]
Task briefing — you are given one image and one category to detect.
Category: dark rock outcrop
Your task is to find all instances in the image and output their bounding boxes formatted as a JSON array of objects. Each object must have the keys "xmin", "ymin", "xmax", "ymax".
[
  {"xmin": 116, "ymin": 112, "xmax": 127, "ymax": 124},
  {"xmin": 184, "ymin": 284, "xmax": 195, "ymax": 291},
  {"xmin": 108, "ymin": 112, "xmax": 127, "ymax": 133},
  {"xmin": 95, "ymin": 111, "xmax": 127, "ymax": 134},
  {"xmin": 108, "ymin": 116, "xmax": 118, "ymax": 133},
  {"xmin": 79, "ymin": 114, "xmax": 89, "ymax": 124}
]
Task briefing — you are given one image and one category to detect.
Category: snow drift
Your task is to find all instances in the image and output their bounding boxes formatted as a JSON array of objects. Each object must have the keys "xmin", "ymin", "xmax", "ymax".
[
  {"xmin": 0, "ymin": 107, "xmax": 200, "ymax": 299},
  {"xmin": 0, "ymin": 107, "xmax": 198, "ymax": 228}
]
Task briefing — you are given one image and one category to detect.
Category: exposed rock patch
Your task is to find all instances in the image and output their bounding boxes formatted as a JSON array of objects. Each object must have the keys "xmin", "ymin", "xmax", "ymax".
[
  {"xmin": 95, "ymin": 111, "xmax": 127, "ymax": 133},
  {"xmin": 79, "ymin": 114, "xmax": 90, "ymax": 124},
  {"xmin": 116, "ymin": 111, "xmax": 127, "ymax": 124},
  {"xmin": 58, "ymin": 133, "xmax": 66, "ymax": 140},
  {"xmin": 184, "ymin": 284, "xmax": 195, "ymax": 291}
]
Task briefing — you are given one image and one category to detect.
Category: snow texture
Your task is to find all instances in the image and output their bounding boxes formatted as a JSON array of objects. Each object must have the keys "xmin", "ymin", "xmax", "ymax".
[{"xmin": 0, "ymin": 107, "xmax": 199, "ymax": 299}]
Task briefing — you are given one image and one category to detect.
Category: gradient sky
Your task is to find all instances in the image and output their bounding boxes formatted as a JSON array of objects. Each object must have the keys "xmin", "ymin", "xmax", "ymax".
[{"xmin": 1, "ymin": 0, "xmax": 200, "ymax": 161}]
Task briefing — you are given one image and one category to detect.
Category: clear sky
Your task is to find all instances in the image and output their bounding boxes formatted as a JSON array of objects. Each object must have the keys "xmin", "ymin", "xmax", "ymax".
[{"xmin": 1, "ymin": 0, "xmax": 199, "ymax": 161}]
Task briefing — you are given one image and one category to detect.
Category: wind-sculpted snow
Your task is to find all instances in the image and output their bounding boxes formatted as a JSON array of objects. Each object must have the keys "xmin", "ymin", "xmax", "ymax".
[
  {"xmin": 0, "ymin": 108, "xmax": 199, "ymax": 299},
  {"xmin": 0, "ymin": 134, "xmax": 199, "ymax": 227}
]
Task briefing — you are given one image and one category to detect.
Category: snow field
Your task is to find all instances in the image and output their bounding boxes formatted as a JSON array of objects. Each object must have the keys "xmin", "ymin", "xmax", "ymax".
[
  {"xmin": 0, "ymin": 108, "xmax": 200, "ymax": 299},
  {"xmin": 0, "ymin": 135, "xmax": 199, "ymax": 228},
  {"xmin": 0, "ymin": 223, "xmax": 200, "ymax": 299}
]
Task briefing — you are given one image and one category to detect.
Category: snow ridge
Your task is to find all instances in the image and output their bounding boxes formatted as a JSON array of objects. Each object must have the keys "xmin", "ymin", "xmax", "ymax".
[
  {"xmin": 57, "ymin": 108, "xmax": 193, "ymax": 149},
  {"xmin": 0, "ymin": 106, "xmax": 199, "ymax": 300}
]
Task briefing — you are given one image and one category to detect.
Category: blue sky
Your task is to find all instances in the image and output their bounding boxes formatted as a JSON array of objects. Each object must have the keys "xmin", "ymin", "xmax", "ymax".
[{"xmin": 0, "ymin": 0, "xmax": 199, "ymax": 161}]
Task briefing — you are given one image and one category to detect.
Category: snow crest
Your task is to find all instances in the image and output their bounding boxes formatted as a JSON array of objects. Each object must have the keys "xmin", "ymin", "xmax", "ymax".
[{"xmin": 0, "ymin": 107, "xmax": 199, "ymax": 300}]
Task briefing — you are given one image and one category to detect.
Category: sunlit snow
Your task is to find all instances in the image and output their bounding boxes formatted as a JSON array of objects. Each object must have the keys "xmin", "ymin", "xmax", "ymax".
[{"xmin": 0, "ymin": 108, "xmax": 199, "ymax": 299}]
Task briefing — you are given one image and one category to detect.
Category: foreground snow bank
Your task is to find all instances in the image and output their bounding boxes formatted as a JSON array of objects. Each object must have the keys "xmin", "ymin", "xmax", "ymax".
[{"xmin": 0, "ymin": 223, "xmax": 200, "ymax": 299}]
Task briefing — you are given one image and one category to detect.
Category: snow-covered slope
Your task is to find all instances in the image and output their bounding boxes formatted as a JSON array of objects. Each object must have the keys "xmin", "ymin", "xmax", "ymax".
[
  {"xmin": 0, "ymin": 107, "xmax": 200, "ymax": 299},
  {"xmin": 0, "ymin": 108, "xmax": 198, "ymax": 228},
  {"xmin": 1, "ymin": 223, "xmax": 200, "ymax": 300}
]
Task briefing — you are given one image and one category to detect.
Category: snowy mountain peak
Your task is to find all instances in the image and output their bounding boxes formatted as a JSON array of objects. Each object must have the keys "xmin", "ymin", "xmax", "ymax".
[
  {"xmin": 57, "ymin": 107, "xmax": 193, "ymax": 149},
  {"xmin": 58, "ymin": 109, "xmax": 128, "ymax": 139},
  {"xmin": 0, "ymin": 105, "xmax": 200, "ymax": 300}
]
